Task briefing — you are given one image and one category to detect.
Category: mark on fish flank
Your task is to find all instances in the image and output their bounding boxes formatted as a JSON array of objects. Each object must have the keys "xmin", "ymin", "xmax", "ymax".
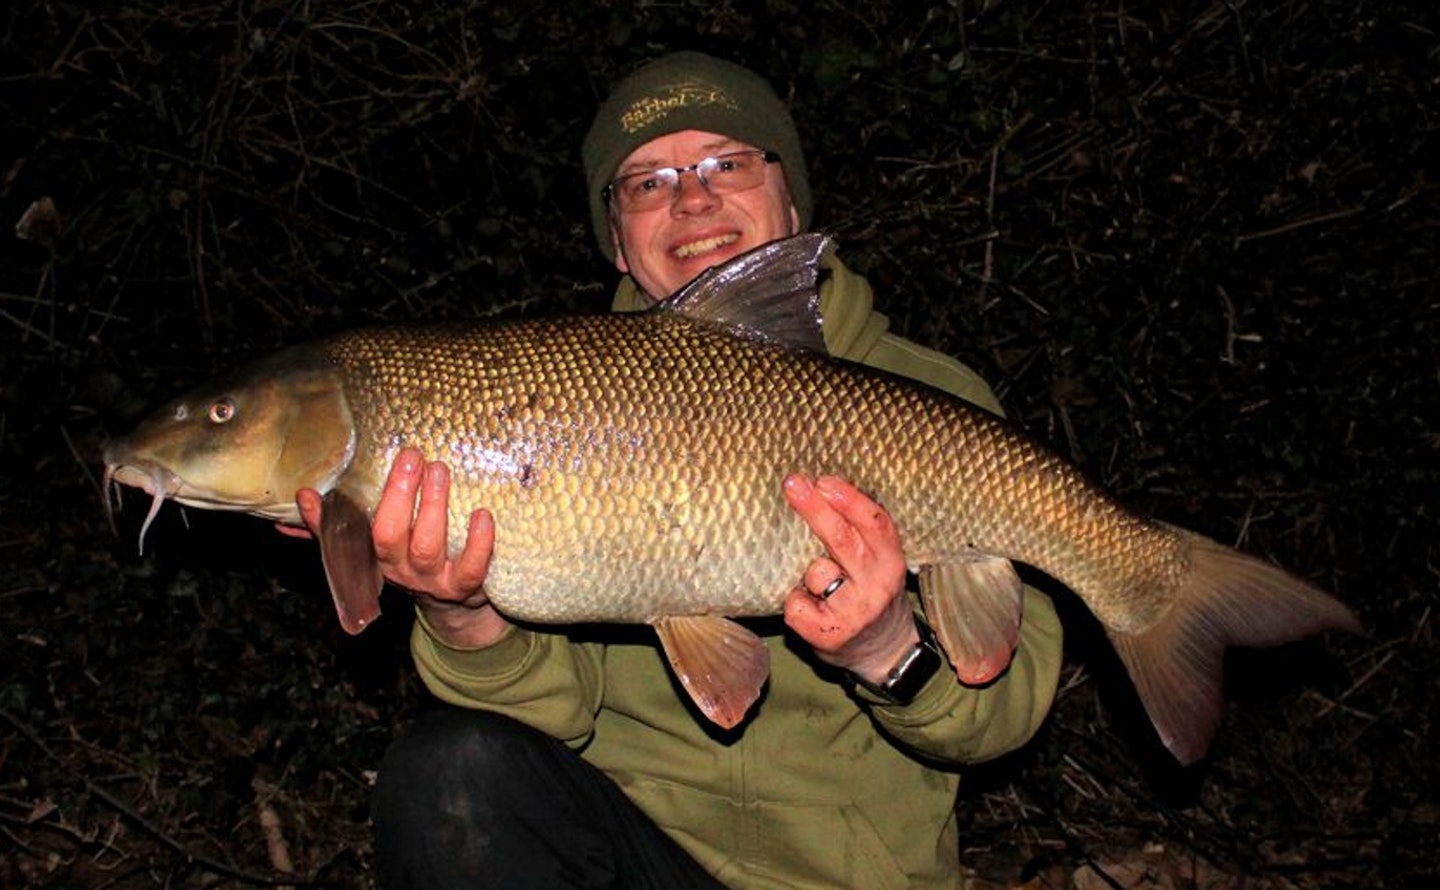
[
  {"xmin": 520, "ymin": 463, "xmax": 538, "ymax": 488},
  {"xmin": 646, "ymin": 495, "xmax": 709, "ymax": 564},
  {"xmin": 648, "ymin": 499, "xmax": 686, "ymax": 536}
]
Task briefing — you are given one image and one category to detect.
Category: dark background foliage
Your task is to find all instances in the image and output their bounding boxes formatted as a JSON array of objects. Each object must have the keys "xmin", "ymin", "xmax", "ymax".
[{"xmin": 2, "ymin": 0, "xmax": 1435, "ymax": 886}]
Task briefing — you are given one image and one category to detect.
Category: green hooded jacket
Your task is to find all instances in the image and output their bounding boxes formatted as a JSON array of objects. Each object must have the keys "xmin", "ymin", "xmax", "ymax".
[{"xmin": 410, "ymin": 254, "xmax": 1063, "ymax": 890}]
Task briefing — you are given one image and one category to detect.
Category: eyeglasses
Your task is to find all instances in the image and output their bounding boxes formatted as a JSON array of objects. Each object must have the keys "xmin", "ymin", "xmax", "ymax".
[{"xmin": 603, "ymin": 150, "xmax": 781, "ymax": 214}]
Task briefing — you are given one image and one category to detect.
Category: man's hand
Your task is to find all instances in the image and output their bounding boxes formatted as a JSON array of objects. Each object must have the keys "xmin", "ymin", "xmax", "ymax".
[
  {"xmin": 293, "ymin": 448, "xmax": 511, "ymax": 648},
  {"xmin": 780, "ymin": 473, "xmax": 920, "ymax": 687}
]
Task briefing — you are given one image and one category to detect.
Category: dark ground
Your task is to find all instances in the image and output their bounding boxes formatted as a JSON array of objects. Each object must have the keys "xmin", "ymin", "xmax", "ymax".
[{"xmin": 2, "ymin": 1, "xmax": 1436, "ymax": 887}]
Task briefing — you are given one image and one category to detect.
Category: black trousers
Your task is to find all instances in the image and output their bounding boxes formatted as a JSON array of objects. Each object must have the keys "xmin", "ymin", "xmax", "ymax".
[{"xmin": 372, "ymin": 708, "xmax": 730, "ymax": 889}]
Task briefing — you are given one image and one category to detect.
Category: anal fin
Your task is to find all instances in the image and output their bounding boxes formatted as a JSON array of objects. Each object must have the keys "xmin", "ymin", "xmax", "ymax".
[
  {"xmin": 653, "ymin": 615, "xmax": 771, "ymax": 729},
  {"xmin": 318, "ymin": 488, "xmax": 384, "ymax": 634},
  {"xmin": 919, "ymin": 555, "xmax": 1024, "ymax": 685}
]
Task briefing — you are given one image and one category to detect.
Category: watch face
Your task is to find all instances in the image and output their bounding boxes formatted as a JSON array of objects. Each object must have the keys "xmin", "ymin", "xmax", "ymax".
[{"xmin": 881, "ymin": 638, "xmax": 944, "ymax": 705}]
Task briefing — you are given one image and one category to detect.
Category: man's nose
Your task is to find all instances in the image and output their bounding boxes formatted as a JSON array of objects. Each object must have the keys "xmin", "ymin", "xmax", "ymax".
[{"xmin": 670, "ymin": 169, "xmax": 720, "ymax": 215}]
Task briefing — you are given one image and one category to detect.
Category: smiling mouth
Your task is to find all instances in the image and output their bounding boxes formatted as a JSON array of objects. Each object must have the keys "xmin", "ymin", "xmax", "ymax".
[{"xmin": 673, "ymin": 233, "xmax": 739, "ymax": 259}]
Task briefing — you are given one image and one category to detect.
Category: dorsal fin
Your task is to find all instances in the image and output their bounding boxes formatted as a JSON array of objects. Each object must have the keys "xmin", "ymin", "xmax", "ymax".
[{"xmin": 659, "ymin": 233, "xmax": 832, "ymax": 353}]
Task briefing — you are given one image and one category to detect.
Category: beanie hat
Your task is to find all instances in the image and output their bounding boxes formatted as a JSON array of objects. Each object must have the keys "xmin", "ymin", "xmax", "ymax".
[{"xmin": 582, "ymin": 51, "xmax": 812, "ymax": 262}]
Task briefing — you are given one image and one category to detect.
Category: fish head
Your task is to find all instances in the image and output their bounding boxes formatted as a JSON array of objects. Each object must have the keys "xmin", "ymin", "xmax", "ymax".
[{"xmin": 103, "ymin": 348, "xmax": 356, "ymax": 548}]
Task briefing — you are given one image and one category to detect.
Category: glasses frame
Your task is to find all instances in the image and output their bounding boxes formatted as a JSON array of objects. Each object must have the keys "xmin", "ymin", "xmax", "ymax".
[{"xmin": 603, "ymin": 149, "xmax": 782, "ymax": 214}]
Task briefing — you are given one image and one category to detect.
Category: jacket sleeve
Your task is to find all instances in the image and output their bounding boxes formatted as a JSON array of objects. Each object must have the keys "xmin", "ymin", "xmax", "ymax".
[
  {"xmin": 408, "ymin": 616, "xmax": 605, "ymax": 747},
  {"xmin": 857, "ymin": 588, "xmax": 1062, "ymax": 763}
]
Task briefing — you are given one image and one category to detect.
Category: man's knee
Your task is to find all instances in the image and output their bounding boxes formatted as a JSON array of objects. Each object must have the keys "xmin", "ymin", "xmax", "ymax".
[{"xmin": 375, "ymin": 708, "xmax": 545, "ymax": 808}]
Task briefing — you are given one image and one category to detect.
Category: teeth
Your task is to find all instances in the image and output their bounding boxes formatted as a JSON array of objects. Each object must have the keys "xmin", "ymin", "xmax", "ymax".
[{"xmin": 674, "ymin": 234, "xmax": 738, "ymax": 259}]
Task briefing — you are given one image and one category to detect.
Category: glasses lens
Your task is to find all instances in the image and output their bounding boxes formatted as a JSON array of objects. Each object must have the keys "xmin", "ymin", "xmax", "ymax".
[
  {"xmin": 700, "ymin": 151, "xmax": 768, "ymax": 192},
  {"xmin": 610, "ymin": 151, "xmax": 775, "ymax": 213},
  {"xmin": 611, "ymin": 171, "xmax": 672, "ymax": 213}
]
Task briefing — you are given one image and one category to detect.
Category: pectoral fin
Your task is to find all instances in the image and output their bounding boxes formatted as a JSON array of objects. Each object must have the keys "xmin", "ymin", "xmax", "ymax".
[
  {"xmin": 919, "ymin": 555, "xmax": 1024, "ymax": 685},
  {"xmin": 317, "ymin": 488, "xmax": 383, "ymax": 634},
  {"xmin": 653, "ymin": 615, "xmax": 771, "ymax": 729}
]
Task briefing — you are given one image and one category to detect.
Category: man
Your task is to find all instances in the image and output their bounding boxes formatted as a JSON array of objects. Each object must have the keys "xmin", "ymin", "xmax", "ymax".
[{"xmin": 298, "ymin": 51, "xmax": 1063, "ymax": 889}]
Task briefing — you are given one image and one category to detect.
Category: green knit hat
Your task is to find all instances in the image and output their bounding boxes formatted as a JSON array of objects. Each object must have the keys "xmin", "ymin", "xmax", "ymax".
[{"xmin": 582, "ymin": 51, "xmax": 812, "ymax": 262}]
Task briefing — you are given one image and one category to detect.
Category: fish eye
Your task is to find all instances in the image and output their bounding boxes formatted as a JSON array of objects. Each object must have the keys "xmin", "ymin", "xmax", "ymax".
[{"xmin": 207, "ymin": 399, "xmax": 237, "ymax": 424}]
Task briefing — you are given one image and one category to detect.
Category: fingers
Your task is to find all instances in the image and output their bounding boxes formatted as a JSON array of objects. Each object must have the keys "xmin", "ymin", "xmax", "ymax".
[
  {"xmin": 356, "ymin": 448, "xmax": 495, "ymax": 603},
  {"xmin": 273, "ymin": 522, "xmax": 314, "ymax": 540},
  {"xmin": 276, "ymin": 488, "xmax": 323, "ymax": 539},
  {"xmin": 783, "ymin": 473, "xmax": 854, "ymax": 557},
  {"xmin": 800, "ymin": 556, "xmax": 847, "ymax": 600},
  {"xmin": 405, "ymin": 461, "xmax": 452, "ymax": 572},
  {"xmin": 296, "ymin": 487, "xmax": 324, "ymax": 533},
  {"xmin": 371, "ymin": 448, "xmax": 426, "ymax": 563},
  {"xmin": 784, "ymin": 474, "xmax": 900, "ymax": 554},
  {"xmin": 370, "ymin": 448, "xmax": 460, "ymax": 571},
  {"xmin": 783, "ymin": 473, "xmax": 905, "ymax": 585},
  {"xmin": 452, "ymin": 508, "xmax": 497, "ymax": 597}
]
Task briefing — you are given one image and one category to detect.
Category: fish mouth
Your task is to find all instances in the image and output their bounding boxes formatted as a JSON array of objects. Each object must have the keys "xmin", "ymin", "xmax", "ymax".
[
  {"xmin": 102, "ymin": 458, "xmax": 183, "ymax": 555},
  {"xmin": 103, "ymin": 455, "xmax": 296, "ymax": 552},
  {"xmin": 673, "ymin": 232, "xmax": 740, "ymax": 260}
]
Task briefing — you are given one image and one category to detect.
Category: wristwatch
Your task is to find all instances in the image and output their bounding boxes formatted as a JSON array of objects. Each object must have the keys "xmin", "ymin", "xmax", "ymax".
[{"xmin": 847, "ymin": 617, "xmax": 946, "ymax": 705}]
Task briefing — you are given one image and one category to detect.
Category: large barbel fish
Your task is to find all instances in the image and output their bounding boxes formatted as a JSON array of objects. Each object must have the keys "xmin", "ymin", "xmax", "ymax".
[{"xmin": 103, "ymin": 234, "xmax": 1357, "ymax": 763}]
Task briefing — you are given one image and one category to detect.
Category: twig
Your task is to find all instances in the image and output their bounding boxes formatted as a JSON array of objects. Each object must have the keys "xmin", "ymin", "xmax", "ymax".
[
  {"xmin": 60, "ymin": 423, "xmax": 105, "ymax": 508},
  {"xmin": 1233, "ymin": 207, "xmax": 1364, "ymax": 245},
  {"xmin": 0, "ymin": 306, "xmax": 64, "ymax": 348},
  {"xmin": 255, "ymin": 779, "xmax": 297, "ymax": 884},
  {"xmin": 1311, "ymin": 649, "xmax": 1395, "ymax": 720},
  {"xmin": 980, "ymin": 138, "xmax": 999, "ymax": 305}
]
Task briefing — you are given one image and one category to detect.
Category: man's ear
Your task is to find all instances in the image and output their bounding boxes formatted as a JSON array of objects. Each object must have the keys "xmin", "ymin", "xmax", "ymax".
[{"xmin": 611, "ymin": 225, "xmax": 630, "ymax": 274}]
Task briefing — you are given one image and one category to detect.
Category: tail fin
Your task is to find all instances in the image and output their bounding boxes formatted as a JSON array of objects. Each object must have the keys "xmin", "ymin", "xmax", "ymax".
[{"xmin": 1108, "ymin": 529, "xmax": 1360, "ymax": 764}]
